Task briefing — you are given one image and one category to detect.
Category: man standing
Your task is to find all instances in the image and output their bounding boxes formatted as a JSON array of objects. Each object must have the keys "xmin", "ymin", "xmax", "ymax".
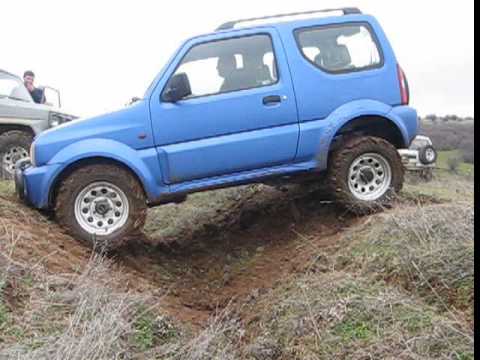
[{"xmin": 23, "ymin": 70, "xmax": 45, "ymax": 104}]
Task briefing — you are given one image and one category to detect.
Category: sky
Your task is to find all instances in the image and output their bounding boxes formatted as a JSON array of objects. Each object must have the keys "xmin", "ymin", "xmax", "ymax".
[{"xmin": 1, "ymin": 0, "xmax": 474, "ymax": 118}]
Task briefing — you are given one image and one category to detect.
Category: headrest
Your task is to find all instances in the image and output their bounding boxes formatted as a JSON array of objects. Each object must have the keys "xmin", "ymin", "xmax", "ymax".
[
  {"xmin": 217, "ymin": 55, "xmax": 237, "ymax": 77},
  {"xmin": 320, "ymin": 44, "xmax": 352, "ymax": 71}
]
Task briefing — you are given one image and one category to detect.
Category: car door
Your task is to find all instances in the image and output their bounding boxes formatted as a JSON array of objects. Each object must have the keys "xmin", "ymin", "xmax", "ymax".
[{"xmin": 149, "ymin": 28, "xmax": 299, "ymax": 184}]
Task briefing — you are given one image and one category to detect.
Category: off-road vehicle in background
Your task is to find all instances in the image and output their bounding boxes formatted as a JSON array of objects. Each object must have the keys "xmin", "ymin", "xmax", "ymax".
[
  {"xmin": 0, "ymin": 69, "xmax": 76, "ymax": 179},
  {"xmin": 16, "ymin": 8, "xmax": 435, "ymax": 251},
  {"xmin": 399, "ymin": 135, "xmax": 437, "ymax": 181}
]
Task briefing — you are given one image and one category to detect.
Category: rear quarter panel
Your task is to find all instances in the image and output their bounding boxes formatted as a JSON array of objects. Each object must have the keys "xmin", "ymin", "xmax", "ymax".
[{"xmin": 277, "ymin": 15, "xmax": 402, "ymax": 122}]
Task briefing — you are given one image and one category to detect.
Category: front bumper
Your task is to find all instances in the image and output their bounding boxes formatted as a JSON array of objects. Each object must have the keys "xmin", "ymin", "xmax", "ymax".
[
  {"xmin": 14, "ymin": 158, "xmax": 32, "ymax": 203},
  {"xmin": 15, "ymin": 160, "xmax": 62, "ymax": 209}
]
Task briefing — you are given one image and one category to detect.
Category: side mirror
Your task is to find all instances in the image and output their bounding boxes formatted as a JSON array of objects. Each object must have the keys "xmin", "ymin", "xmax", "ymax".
[{"xmin": 162, "ymin": 73, "xmax": 192, "ymax": 103}]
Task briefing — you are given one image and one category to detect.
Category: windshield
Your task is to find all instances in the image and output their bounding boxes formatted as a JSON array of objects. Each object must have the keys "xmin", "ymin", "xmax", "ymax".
[{"xmin": 0, "ymin": 71, "xmax": 33, "ymax": 103}]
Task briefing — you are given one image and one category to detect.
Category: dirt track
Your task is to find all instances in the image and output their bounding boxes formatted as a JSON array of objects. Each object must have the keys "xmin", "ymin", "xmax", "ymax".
[
  {"xmin": 0, "ymin": 184, "xmax": 421, "ymax": 328},
  {"xmin": 119, "ymin": 187, "xmax": 364, "ymax": 326}
]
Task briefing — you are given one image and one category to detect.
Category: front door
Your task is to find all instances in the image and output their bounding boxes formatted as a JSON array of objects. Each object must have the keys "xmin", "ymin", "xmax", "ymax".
[{"xmin": 149, "ymin": 29, "xmax": 299, "ymax": 184}]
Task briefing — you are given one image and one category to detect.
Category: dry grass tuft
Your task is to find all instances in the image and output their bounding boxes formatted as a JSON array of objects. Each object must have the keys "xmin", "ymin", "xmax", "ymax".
[
  {"xmin": 345, "ymin": 204, "xmax": 474, "ymax": 313},
  {"xmin": 248, "ymin": 273, "xmax": 473, "ymax": 359},
  {"xmin": 0, "ymin": 254, "xmax": 149, "ymax": 360}
]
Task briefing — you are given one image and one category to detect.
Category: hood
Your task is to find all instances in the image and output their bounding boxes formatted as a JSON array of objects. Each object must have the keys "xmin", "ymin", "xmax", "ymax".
[
  {"xmin": 34, "ymin": 100, "xmax": 153, "ymax": 166},
  {"xmin": 0, "ymin": 97, "xmax": 76, "ymax": 122},
  {"xmin": 0, "ymin": 98, "xmax": 51, "ymax": 120}
]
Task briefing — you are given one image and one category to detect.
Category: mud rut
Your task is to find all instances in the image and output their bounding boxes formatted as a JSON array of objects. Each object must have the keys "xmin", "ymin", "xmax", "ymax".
[
  {"xmin": 116, "ymin": 186, "xmax": 365, "ymax": 327},
  {"xmin": 2, "ymin": 185, "xmax": 374, "ymax": 328}
]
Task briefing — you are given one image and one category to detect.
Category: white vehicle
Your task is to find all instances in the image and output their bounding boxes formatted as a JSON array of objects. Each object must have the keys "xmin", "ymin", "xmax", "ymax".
[
  {"xmin": 398, "ymin": 135, "xmax": 437, "ymax": 180},
  {"xmin": 0, "ymin": 69, "xmax": 76, "ymax": 179}
]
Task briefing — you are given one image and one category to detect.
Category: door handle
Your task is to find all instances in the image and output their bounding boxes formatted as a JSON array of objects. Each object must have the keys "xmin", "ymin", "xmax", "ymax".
[{"xmin": 263, "ymin": 95, "xmax": 282, "ymax": 106}]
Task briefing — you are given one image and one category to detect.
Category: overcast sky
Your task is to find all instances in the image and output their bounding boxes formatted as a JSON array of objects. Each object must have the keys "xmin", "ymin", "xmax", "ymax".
[{"xmin": 1, "ymin": 0, "xmax": 474, "ymax": 118}]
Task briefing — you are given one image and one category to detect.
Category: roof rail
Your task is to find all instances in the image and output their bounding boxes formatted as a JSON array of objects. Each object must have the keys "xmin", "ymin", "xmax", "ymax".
[{"xmin": 216, "ymin": 8, "xmax": 362, "ymax": 31}]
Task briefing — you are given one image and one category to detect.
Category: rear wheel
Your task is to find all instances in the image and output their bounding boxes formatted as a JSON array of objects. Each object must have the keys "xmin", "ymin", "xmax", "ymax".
[
  {"xmin": 327, "ymin": 136, "xmax": 404, "ymax": 213},
  {"xmin": 55, "ymin": 164, "xmax": 147, "ymax": 252},
  {"xmin": 0, "ymin": 131, "xmax": 32, "ymax": 180}
]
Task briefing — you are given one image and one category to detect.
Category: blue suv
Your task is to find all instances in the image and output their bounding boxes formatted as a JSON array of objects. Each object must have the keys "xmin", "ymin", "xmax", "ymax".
[{"xmin": 15, "ymin": 8, "xmax": 423, "ymax": 250}]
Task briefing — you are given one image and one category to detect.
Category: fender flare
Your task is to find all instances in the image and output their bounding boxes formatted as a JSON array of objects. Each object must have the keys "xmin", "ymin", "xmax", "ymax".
[
  {"xmin": 45, "ymin": 138, "xmax": 164, "ymax": 204},
  {"xmin": 315, "ymin": 100, "xmax": 409, "ymax": 170},
  {"xmin": 0, "ymin": 119, "xmax": 40, "ymax": 135}
]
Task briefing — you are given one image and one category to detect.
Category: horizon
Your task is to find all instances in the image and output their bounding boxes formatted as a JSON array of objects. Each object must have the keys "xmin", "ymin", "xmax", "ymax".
[{"xmin": 1, "ymin": 0, "xmax": 474, "ymax": 118}]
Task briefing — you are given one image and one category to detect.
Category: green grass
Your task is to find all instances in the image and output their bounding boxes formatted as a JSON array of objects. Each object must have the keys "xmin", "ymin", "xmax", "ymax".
[
  {"xmin": 0, "ymin": 180, "xmax": 14, "ymax": 196},
  {"xmin": 248, "ymin": 274, "xmax": 473, "ymax": 359},
  {"xmin": 333, "ymin": 319, "xmax": 374, "ymax": 341},
  {"xmin": 437, "ymin": 150, "xmax": 474, "ymax": 176},
  {"xmin": 0, "ymin": 302, "xmax": 8, "ymax": 333},
  {"xmin": 133, "ymin": 308, "xmax": 178, "ymax": 352},
  {"xmin": 133, "ymin": 311, "xmax": 157, "ymax": 351},
  {"xmin": 0, "ymin": 280, "xmax": 9, "ymax": 335}
]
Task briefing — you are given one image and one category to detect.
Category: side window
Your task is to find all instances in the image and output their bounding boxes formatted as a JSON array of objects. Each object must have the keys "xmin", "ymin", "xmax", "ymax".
[
  {"xmin": 169, "ymin": 34, "xmax": 278, "ymax": 98},
  {"xmin": 296, "ymin": 24, "xmax": 383, "ymax": 73}
]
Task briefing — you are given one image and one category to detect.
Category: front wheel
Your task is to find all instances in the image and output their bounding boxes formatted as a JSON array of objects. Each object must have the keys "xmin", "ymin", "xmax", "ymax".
[
  {"xmin": 0, "ymin": 131, "xmax": 32, "ymax": 180},
  {"xmin": 55, "ymin": 164, "xmax": 147, "ymax": 252},
  {"xmin": 327, "ymin": 136, "xmax": 404, "ymax": 213}
]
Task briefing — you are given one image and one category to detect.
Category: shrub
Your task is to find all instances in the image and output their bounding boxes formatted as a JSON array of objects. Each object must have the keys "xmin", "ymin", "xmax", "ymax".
[
  {"xmin": 347, "ymin": 204, "xmax": 474, "ymax": 311},
  {"xmin": 459, "ymin": 139, "xmax": 475, "ymax": 164},
  {"xmin": 447, "ymin": 156, "xmax": 462, "ymax": 173},
  {"xmin": 419, "ymin": 120, "xmax": 474, "ymax": 152}
]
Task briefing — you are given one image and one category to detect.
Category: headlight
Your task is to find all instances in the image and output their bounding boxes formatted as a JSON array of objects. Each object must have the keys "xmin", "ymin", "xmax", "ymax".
[
  {"xmin": 30, "ymin": 142, "xmax": 36, "ymax": 167},
  {"xmin": 48, "ymin": 112, "xmax": 76, "ymax": 127},
  {"xmin": 48, "ymin": 112, "xmax": 64, "ymax": 127}
]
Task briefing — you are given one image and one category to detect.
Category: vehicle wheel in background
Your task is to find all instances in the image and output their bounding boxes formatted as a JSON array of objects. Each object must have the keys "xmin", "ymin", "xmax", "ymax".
[
  {"xmin": 0, "ymin": 130, "xmax": 32, "ymax": 180},
  {"xmin": 419, "ymin": 145, "xmax": 437, "ymax": 165},
  {"xmin": 327, "ymin": 136, "xmax": 404, "ymax": 213},
  {"xmin": 55, "ymin": 164, "xmax": 147, "ymax": 252}
]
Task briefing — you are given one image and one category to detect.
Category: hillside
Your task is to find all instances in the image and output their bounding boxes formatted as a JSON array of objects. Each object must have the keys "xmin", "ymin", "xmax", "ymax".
[{"xmin": 0, "ymin": 168, "xmax": 474, "ymax": 359}]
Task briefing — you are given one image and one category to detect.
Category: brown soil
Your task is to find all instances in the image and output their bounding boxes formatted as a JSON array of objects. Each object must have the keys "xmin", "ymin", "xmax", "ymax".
[{"xmin": 0, "ymin": 185, "xmax": 429, "ymax": 328}]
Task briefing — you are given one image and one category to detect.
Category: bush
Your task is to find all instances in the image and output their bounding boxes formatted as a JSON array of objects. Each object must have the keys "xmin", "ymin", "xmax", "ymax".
[
  {"xmin": 419, "ymin": 120, "xmax": 474, "ymax": 152},
  {"xmin": 447, "ymin": 156, "xmax": 462, "ymax": 173},
  {"xmin": 459, "ymin": 139, "xmax": 475, "ymax": 164}
]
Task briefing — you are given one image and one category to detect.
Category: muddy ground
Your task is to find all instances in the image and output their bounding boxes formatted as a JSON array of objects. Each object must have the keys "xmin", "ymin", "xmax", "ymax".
[{"xmin": 0, "ymin": 181, "xmax": 441, "ymax": 331}]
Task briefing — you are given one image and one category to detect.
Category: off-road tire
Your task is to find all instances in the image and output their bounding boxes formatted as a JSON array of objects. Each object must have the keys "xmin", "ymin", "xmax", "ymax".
[
  {"xmin": 327, "ymin": 136, "xmax": 404, "ymax": 213},
  {"xmin": 0, "ymin": 130, "xmax": 33, "ymax": 180},
  {"xmin": 419, "ymin": 145, "xmax": 437, "ymax": 165},
  {"xmin": 55, "ymin": 164, "xmax": 147, "ymax": 252}
]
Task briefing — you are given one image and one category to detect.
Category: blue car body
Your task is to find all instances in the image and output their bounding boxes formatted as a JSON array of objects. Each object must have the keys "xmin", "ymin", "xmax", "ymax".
[{"xmin": 21, "ymin": 12, "xmax": 418, "ymax": 209}]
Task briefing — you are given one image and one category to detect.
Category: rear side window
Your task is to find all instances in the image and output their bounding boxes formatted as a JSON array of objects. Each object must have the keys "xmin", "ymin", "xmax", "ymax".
[{"xmin": 295, "ymin": 23, "xmax": 383, "ymax": 73}]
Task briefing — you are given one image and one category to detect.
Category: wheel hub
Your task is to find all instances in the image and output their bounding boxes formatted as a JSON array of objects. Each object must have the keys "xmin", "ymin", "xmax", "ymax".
[
  {"xmin": 94, "ymin": 199, "xmax": 112, "ymax": 216},
  {"xmin": 425, "ymin": 148, "xmax": 435, "ymax": 162},
  {"xmin": 74, "ymin": 182, "xmax": 129, "ymax": 236},
  {"xmin": 348, "ymin": 153, "xmax": 392, "ymax": 201},
  {"xmin": 359, "ymin": 167, "xmax": 375, "ymax": 184},
  {"xmin": 2, "ymin": 146, "xmax": 29, "ymax": 174}
]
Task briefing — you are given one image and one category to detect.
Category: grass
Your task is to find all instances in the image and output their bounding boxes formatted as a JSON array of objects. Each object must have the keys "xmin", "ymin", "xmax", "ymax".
[
  {"xmin": 341, "ymin": 204, "xmax": 474, "ymax": 314},
  {"xmin": 0, "ymin": 150, "xmax": 475, "ymax": 359},
  {"xmin": 0, "ymin": 180, "xmax": 13, "ymax": 196},
  {"xmin": 247, "ymin": 273, "xmax": 473, "ymax": 359},
  {"xmin": 437, "ymin": 150, "xmax": 474, "ymax": 176},
  {"xmin": 0, "ymin": 301, "xmax": 7, "ymax": 334}
]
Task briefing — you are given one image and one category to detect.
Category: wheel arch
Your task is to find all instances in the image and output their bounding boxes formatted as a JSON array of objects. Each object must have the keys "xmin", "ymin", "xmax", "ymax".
[
  {"xmin": 333, "ymin": 114, "xmax": 406, "ymax": 148},
  {"xmin": 48, "ymin": 156, "xmax": 150, "ymax": 208},
  {"xmin": 0, "ymin": 124, "xmax": 35, "ymax": 137},
  {"xmin": 315, "ymin": 100, "xmax": 410, "ymax": 170},
  {"xmin": 42, "ymin": 138, "xmax": 167, "ymax": 209}
]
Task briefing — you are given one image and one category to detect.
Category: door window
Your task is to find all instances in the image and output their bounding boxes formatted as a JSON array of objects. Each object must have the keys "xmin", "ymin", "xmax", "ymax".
[{"xmin": 167, "ymin": 34, "xmax": 278, "ymax": 98}]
